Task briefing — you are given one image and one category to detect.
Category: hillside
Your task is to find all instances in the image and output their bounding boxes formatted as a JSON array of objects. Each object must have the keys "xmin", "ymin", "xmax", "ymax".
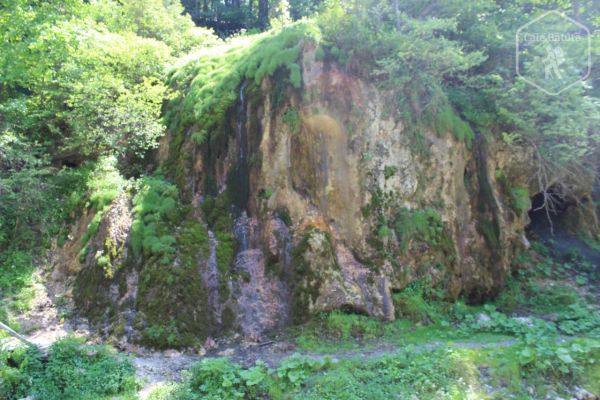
[{"xmin": 1, "ymin": 1, "xmax": 600, "ymax": 399}]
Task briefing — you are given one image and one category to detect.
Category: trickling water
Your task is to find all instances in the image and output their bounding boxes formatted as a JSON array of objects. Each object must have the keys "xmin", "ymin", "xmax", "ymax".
[
  {"xmin": 201, "ymin": 230, "xmax": 222, "ymax": 323},
  {"xmin": 237, "ymin": 81, "xmax": 248, "ymax": 161},
  {"xmin": 233, "ymin": 211, "xmax": 251, "ymax": 252},
  {"xmin": 229, "ymin": 80, "xmax": 250, "ymax": 213},
  {"xmin": 274, "ymin": 217, "xmax": 293, "ymax": 272}
]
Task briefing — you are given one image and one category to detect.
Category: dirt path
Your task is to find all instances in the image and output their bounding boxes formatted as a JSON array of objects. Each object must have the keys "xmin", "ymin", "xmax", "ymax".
[{"xmin": 130, "ymin": 336, "xmax": 518, "ymax": 399}]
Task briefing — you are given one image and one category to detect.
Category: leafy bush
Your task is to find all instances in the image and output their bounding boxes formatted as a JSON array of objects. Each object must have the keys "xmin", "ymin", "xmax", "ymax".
[
  {"xmin": 175, "ymin": 357, "xmax": 284, "ymax": 399},
  {"xmin": 393, "ymin": 281, "xmax": 444, "ymax": 324},
  {"xmin": 0, "ymin": 338, "xmax": 137, "ymax": 400},
  {"xmin": 0, "ymin": 345, "xmax": 42, "ymax": 400},
  {"xmin": 517, "ymin": 337, "xmax": 600, "ymax": 380},
  {"xmin": 324, "ymin": 311, "xmax": 382, "ymax": 340},
  {"xmin": 175, "ymin": 354, "xmax": 328, "ymax": 399},
  {"xmin": 176, "ymin": 358, "xmax": 247, "ymax": 399}
]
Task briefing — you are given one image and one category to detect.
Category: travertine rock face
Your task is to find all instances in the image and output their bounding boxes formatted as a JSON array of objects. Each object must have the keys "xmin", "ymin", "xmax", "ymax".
[{"xmin": 65, "ymin": 46, "xmax": 598, "ymax": 346}]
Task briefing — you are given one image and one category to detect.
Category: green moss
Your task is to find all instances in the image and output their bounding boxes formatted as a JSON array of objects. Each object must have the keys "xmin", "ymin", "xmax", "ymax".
[
  {"xmin": 201, "ymin": 192, "xmax": 235, "ymax": 303},
  {"xmin": 78, "ymin": 157, "xmax": 128, "ymax": 258},
  {"xmin": 511, "ymin": 187, "xmax": 530, "ymax": 213},
  {"xmin": 215, "ymin": 232, "xmax": 235, "ymax": 272},
  {"xmin": 474, "ymin": 135, "xmax": 502, "ymax": 259},
  {"xmin": 86, "ymin": 156, "xmax": 127, "ymax": 212},
  {"xmin": 73, "ymin": 258, "xmax": 115, "ymax": 323},
  {"xmin": 429, "ymin": 103, "xmax": 474, "ymax": 149},
  {"xmin": 137, "ymin": 255, "xmax": 211, "ymax": 349},
  {"xmin": 79, "ymin": 211, "xmax": 104, "ymax": 261},
  {"xmin": 258, "ymin": 187, "xmax": 274, "ymax": 200},
  {"xmin": 282, "ymin": 107, "xmax": 301, "ymax": 133},
  {"xmin": 131, "ymin": 176, "xmax": 178, "ymax": 263},
  {"xmin": 164, "ymin": 21, "xmax": 321, "ymax": 142},
  {"xmin": 178, "ymin": 219, "xmax": 210, "ymax": 265},
  {"xmin": 393, "ymin": 208, "xmax": 446, "ymax": 251},
  {"xmin": 495, "ymin": 169, "xmax": 530, "ymax": 215}
]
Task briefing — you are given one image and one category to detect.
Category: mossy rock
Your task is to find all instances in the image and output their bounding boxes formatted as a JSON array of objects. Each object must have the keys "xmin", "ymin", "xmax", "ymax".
[
  {"xmin": 136, "ymin": 258, "xmax": 212, "ymax": 349},
  {"xmin": 291, "ymin": 228, "xmax": 339, "ymax": 323}
]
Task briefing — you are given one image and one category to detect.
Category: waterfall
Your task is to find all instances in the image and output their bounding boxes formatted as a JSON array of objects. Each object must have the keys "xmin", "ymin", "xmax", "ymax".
[
  {"xmin": 229, "ymin": 80, "xmax": 250, "ymax": 213},
  {"xmin": 233, "ymin": 210, "xmax": 250, "ymax": 252}
]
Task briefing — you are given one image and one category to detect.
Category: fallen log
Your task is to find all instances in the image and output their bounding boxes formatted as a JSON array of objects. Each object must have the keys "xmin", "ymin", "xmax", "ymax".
[{"xmin": 0, "ymin": 321, "xmax": 45, "ymax": 355}]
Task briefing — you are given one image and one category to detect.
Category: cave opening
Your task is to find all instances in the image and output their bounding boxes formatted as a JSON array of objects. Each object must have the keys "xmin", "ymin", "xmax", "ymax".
[{"xmin": 526, "ymin": 186, "xmax": 574, "ymax": 239}]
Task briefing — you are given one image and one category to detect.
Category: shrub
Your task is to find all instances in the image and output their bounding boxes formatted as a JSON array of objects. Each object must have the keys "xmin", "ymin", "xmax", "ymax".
[
  {"xmin": 324, "ymin": 311, "xmax": 382, "ymax": 340},
  {"xmin": 393, "ymin": 282, "xmax": 443, "ymax": 324},
  {"xmin": 0, "ymin": 338, "xmax": 137, "ymax": 400},
  {"xmin": 177, "ymin": 358, "xmax": 255, "ymax": 399}
]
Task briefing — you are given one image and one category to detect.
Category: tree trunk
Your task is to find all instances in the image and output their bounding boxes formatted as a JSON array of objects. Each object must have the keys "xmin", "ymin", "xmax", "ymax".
[{"xmin": 259, "ymin": 0, "xmax": 269, "ymax": 30}]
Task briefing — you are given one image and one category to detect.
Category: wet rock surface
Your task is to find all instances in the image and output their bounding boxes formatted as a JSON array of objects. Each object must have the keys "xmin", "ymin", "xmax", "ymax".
[{"xmin": 61, "ymin": 44, "xmax": 599, "ymax": 347}]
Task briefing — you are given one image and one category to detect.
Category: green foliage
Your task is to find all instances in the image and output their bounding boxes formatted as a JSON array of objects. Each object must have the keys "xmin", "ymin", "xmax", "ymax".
[
  {"xmin": 175, "ymin": 357, "xmax": 268, "ymax": 399},
  {"xmin": 0, "ymin": 0, "xmax": 218, "ymax": 320},
  {"xmin": 201, "ymin": 192, "xmax": 235, "ymax": 301},
  {"xmin": 495, "ymin": 169, "xmax": 530, "ymax": 215},
  {"xmin": 117, "ymin": 0, "xmax": 217, "ymax": 55},
  {"xmin": 300, "ymin": 347, "xmax": 475, "ymax": 399},
  {"xmin": 393, "ymin": 281, "xmax": 443, "ymax": 324},
  {"xmin": 516, "ymin": 336, "xmax": 600, "ymax": 380},
  {"xmin": 321, "ymin": 311, "xmax": 382, "ymax": 340},
  {"xmin": 86, "ymin": 156, "xmax": 127, "ymax": 212},
  {"xmin": 2, "ymin": 6, "xmax": 164, "ymax": 158},
  {"xmin": 0, "ymin": 135, "xmax": 93, "ymax": 253},
  {"xmin": 393, "ymin": 207, "xmax": 446, "ymax": 250},
  {"xmin": 0, "ymin": 338, "xmax": 136, "ymax": 400},
  {"xmin": 0, "ymin": 345, "xmax": 42, "ymax": 399},
  {"xmin": 165, "ymin": 21, "xmax": 320, "ymax": 142},
  {"xmin": 0, "ymin": 251, "xmax": 34, "ymax": 302},
  {"xmin": 429, "ymin": 103, "xmax": 474, "ymax": 148},
  {"xmin": 282, "ymin": 108, "xmax": 301, "ymax": 133},
  {"xmin": 131, "ymin": 176, "xmax": 178, "ymax": 263},
  {"xmin": 173, "ymin": 354, "xmax": 328, "ymax": 400}
]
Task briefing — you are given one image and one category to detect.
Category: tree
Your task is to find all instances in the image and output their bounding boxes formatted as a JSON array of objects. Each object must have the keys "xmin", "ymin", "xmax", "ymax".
[{"xmin": 259, "ymin": 0, "xmax": 269, "ymax": 29}]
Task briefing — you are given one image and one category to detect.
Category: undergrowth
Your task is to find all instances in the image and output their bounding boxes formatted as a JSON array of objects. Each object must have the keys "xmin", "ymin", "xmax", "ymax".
[{"xmin": 0, "ymin": 337, "xmax": 137, "ymax": 400}]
